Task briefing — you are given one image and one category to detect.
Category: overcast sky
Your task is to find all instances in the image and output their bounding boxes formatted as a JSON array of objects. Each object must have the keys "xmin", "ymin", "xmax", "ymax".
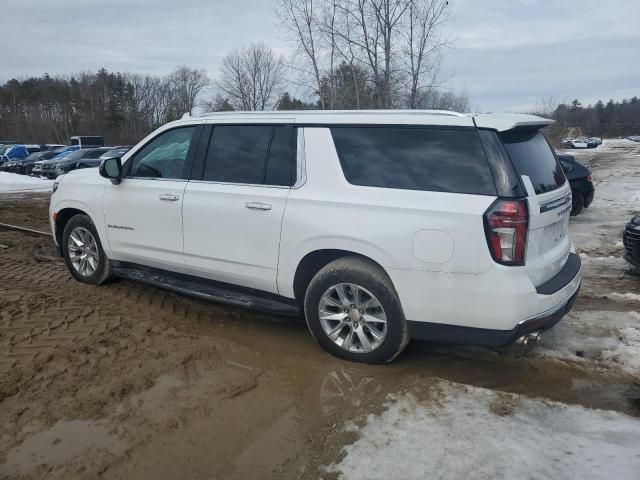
[{"xmin": 1, "ymin": 0, "xmax": 638, "ymax": 111}]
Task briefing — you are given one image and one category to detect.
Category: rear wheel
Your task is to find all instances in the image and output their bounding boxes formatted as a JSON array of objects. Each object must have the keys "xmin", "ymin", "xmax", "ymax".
[
  {"xmin": 571, "ymin": 192, "xmax": 584, "ymax": 216},
  {"xmin": 62, "ymin": 214, "xmax": 111, "ymax": 285},
  {"xmin": 304, "ymin": 257, "xmax": 409, "ymax": 364}
]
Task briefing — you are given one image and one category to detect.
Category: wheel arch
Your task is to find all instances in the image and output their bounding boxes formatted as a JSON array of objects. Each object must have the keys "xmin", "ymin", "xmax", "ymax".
[
  {"xmin": 54, "ymin": 207, "xmax": 100, "ymax": 254},
  {"xmin": 291, "ymin": 249, "xmax": 396, "ymax": 304}
]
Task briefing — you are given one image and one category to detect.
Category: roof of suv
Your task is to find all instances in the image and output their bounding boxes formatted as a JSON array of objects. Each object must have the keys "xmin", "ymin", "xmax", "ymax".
[{"xmin": 178, "ymin": 110, "xmax": 553, "ymax": 132}]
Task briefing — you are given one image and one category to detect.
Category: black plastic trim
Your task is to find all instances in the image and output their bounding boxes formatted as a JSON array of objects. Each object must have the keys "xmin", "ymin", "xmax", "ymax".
[
  {"xmin": 111, "ymin": 261, "xmax": 302, "ymax": 317},
  {"xmin": 535, "ymin": 253, "xmax": 581, "ymax": 295},
  {"xmin": 407, "ymin": 285, "xmax": 580, "ymax": 347}
]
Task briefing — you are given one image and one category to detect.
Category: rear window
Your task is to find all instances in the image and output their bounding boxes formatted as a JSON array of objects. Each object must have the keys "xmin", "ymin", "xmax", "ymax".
[
  {"xmin": 330, "ymin": 127, "xmax": 496, "ymax": 195},
  {"xmin": 499, "ymin": 130, "xmax": 565, "ymax": 195}
]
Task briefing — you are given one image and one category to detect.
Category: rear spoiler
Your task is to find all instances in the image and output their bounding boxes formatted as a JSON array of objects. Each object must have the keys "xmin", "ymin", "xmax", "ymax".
[{"xmin": 473, "ymin": 113, "xmax": 554, "ymax": 132}]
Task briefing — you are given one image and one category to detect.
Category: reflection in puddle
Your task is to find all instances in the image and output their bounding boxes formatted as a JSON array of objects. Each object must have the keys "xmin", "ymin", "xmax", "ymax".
[
  {"xmin": 320, "ymin": 369, "xmax": 382, "ymax": 417},
  {"xmin": 0, "ymin": 420, "xmax": 124, "ymax": 477}
]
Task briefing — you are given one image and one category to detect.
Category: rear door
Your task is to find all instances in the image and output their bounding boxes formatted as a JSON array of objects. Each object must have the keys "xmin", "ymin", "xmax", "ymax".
[
  {"xmin": 499, "ymin": 129, "xmax": 571, "ymax": 287},
  {"xmin": 182, "ymin": 122, "xmax": 295, "ymax": 293}
]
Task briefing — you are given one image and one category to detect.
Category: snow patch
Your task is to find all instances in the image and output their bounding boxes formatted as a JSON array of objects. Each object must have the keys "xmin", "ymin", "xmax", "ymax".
[
  {"xmin": 539, "ymin": 310, "xmax": 640, "ymax": 376},
  {"xmin": 0, "ymin": 172, "xmax": 53, "ymax": 193},
  {"xmin": 328, "ymin": 382, "xmax": 640, "ymax": 480},
  {"xmin": 606, "ymin": 292, "xmax": 640, "ymax": 302}
]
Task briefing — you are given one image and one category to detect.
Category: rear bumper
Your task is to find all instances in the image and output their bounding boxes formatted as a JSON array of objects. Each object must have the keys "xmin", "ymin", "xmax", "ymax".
[
  {"xmin": 408, "ymin": 284, "xmax": 580, "ymax": 347},
  {"xmin": 584, "ymin": 185, "xmax": 595, "ymax": 207},
  {"xmin": 398, "ymin": 253, "xmax": 582, "ymax": 346}
]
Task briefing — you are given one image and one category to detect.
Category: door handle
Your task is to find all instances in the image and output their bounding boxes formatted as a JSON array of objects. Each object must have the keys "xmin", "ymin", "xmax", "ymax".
[
  {"xmin": 245, "ymin": 202, "xmax": 272, "ymax": 211},
  {"xmin": 159, "ymin": 193, "xmax": 179, "ymax": 201}
]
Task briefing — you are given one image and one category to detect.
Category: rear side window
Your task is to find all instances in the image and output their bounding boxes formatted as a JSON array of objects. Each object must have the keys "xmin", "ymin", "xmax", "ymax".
[
  {"xmin": 499, "ymin": 130, "xmax": 565, "ymax": 194},
  {"xmin": 330, "ymin": 127, "xmax": 496, "ymax": 195},
  {"xmin": 203, "ymin": 125, "xmax": 295, "ymax": 186}
]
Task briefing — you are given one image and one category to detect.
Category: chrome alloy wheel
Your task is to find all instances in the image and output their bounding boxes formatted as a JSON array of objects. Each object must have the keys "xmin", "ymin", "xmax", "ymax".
[
  {"xmin": 318, "ymin": 283, "xmax": 388, "ymax": 353},
  {"xmin": 67, "ymin": 227, "xmax": 99, "ymax": 277}
]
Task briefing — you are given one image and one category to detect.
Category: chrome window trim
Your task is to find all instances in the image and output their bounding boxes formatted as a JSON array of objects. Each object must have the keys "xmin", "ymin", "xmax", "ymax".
[
  {"xmin": 292, "ymin": 127, "xmax": 307, "ymax": 190},
  {"xmin": 188, "ymin": 179, "xmax": 290, "ymax": 190},
  {"xmin": 122, "ymin": 177, "xmax": 188, "ymax": 183}
]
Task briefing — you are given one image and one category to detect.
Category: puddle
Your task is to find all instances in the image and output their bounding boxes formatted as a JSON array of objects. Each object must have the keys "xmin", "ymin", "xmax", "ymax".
[{"xmin": 0, "ymin": 420, "xmax": 125, "ymax": 477}]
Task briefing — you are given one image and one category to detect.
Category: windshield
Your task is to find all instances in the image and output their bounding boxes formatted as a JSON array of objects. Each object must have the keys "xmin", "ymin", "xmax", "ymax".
[
  {"xmin": 58, "ymin": 149, "xmax": 87, "ymax": 161},
  {"xmin": 499, "ymin": 130, "xmax": 566, "ymax": 195}
]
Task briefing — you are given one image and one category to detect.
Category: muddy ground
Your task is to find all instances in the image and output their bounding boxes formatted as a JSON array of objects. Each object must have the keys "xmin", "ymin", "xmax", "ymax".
[{"xmin": 1, "ymin": 141, "xmax": 640, "ymax": 479}]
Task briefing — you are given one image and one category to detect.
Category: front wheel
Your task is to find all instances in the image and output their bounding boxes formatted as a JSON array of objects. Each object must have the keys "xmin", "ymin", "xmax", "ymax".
[
  {"xmin": 304, "ymin": 257, "xmax": 409, "ymax": 364},
  {"xmin": 62, "ymin": 214, "xmax": 111, "ymax": 285}
]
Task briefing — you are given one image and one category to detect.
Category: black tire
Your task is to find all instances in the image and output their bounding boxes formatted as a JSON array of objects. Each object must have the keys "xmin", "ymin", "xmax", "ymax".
[
  {"xmin": 571, "ymin": 192, "xmax": 584, "ymax": 216},
  {"xmin": 62, "ymin": 214, "xmax": 111, "ymax": 285},
  {"xmin": 304, "ymin": 256, "xmax": 410, "ymax": 364}
]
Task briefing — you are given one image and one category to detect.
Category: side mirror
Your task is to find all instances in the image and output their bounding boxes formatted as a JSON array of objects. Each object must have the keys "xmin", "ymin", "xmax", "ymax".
[{"xmin": 99, "ymin": 157, "xmax": 122, "ymax": 185}]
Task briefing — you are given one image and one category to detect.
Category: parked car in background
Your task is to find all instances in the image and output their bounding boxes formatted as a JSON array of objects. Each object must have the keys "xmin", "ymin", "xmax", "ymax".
[
  {"xmin": 557, "ymin": 153, "xmax": 595, "ymax": 216},
  {"xmin": 49, "ymin": 111, "xmax": 580, "ymax": 364},
  {"xmin": 2, "ymin": 150, "xmax": 59, "ymax": 174},
  {"xmin": 563, "ymin": 137, "xmax": 600, "ymax": 149},
  {"xmin": 32, "ymin": 146, "xmax": 81, "ymax": 175},
  {"xmin": 76, "ymin": 147, "xmax": 132, "ymax": 170},
  {"xmin": 44, "ymin": 144, "xmax": 66, "ymax": 151},
  {"xmin": 0, "ymin": 144, "xmax": 45, "ymax": 165},
  {"xmin": 623, "ymin": 215, "xmax": 640, "ymax": 269},
  {"xmin": 40, "ymin": 147, "xmax": 112, "ymax": 178},
  {"xmin": 0, "ymin": 145, "xmax": 14, "ymax": 163}
]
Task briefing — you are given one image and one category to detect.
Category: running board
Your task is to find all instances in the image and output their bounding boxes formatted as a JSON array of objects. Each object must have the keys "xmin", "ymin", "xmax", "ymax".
[{"xmin": 112, "ymin": 263, "xmax": 302, "ymax": 317}]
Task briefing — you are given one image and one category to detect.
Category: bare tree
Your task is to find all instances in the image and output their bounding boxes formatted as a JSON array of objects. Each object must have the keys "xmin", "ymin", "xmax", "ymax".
[
  {"xmin": 290, "ymin": 0, "xmax": 453, "ymax": 109},
  {"xmin": 217, "ymin": 43, "xmax": 286, "ymax": 111},
  {"xmin": 532, "ymin": 96, "xmax": 568, "ymax": 119},
  {"xmin": 274, "ymin": 0, "xmax": 326, "ymax": 108},
  {"xmin": 403, "ymin": 0, "xmax": 450, "ymax": 109},
  {"xmin": 166, "ymin": 65, "xmax": 210, "ymax": 115}
]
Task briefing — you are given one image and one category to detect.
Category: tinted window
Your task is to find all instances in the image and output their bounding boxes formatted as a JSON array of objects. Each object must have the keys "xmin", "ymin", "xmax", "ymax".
[
  {"xmin": 265, "ymin": 126, "xmax": 295, "ymax": 186},
  {"xmin": 499, "ymin": 130, "xmax": 565, "ymax": 195},
  {"xmin": 331, "ymin": 127, "xmax": 496, "ymax": 195},
  {"xmin": 477, "ymin": 130, "xmax": 525, "ymax": 197},
  {"xmin": 203, "ymin": 125, "xmax": 295, "ymax": 186},
  {"xmin": 129, "ymin": 127, "xmax": 195, "ymax": 179}
]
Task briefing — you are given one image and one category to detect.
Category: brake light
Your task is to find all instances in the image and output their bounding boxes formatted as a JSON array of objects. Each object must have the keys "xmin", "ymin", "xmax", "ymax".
[
  {"xmin": 483, "ymin": 199, "xmax": 528, "ymax": 266},
  {"xmin": 587, "ymin": 174, "xmax": 592, "ymax": 182}
]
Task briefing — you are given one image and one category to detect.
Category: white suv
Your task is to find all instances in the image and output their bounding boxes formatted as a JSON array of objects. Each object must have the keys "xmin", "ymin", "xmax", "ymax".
[{"xmin": 49, "ymin": 110, "xmax": 581, "ymax": 363}]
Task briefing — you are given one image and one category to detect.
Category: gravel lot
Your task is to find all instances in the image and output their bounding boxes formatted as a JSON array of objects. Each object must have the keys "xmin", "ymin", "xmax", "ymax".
[{"xmin": 1, "ymin": 140, "xmax": 640, "ymax": 479}]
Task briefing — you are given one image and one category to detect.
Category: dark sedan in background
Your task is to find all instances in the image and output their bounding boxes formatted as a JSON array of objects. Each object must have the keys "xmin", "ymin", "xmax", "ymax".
[
  {"xmin": 558, "ymin": 153, "xmax": 595, "ymax": 216},
  {"xmin": 39, "ymin": 147, "xmax": 113, "ymax": 178},
  {"xmin": 2, "ymin": 150, "xmax": 58, "ymax": 174}
]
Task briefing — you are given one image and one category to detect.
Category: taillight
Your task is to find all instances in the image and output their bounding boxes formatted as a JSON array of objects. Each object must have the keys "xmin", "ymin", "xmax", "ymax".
[
  {"xmin": 483, "ymin": 198, "xmax": 528, "ymax": 266},
  {"xmin": 587, "ymin": 174, "xmax": 592, "ymax": 182}
]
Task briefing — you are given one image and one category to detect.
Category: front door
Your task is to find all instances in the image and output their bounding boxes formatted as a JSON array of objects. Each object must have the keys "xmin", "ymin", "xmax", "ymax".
[{"xmin": 103, "ymin": 125, "xmax": 199, "ymax": 270}]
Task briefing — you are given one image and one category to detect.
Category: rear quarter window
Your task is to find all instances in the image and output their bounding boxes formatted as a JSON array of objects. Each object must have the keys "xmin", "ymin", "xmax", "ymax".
[
  {"xmin": 330, "ymin": 127, "xmax": 497, "ymax": 195},
  {"xmin": 499, "ymin": 130, "xmax": 565, "ymax": 195}
]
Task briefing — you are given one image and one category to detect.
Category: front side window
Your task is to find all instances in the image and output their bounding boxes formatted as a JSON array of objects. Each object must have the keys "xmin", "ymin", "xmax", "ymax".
[
  {"xmin": 128, "ymin": 127, "xmax": 195, "ymax": 179},
  {"xmin": 203, "ymin": 125, "xmax": 295, "ymax": 186},
  {"xmin": 331, "ymin": 127, "xmax": 496, "ymax": 195}
]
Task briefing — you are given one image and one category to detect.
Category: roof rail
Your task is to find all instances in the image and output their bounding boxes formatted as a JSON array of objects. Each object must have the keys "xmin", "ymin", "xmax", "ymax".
[{"xmin": 195, "ymin": 109, "xmax": 468, "ymax": 118}]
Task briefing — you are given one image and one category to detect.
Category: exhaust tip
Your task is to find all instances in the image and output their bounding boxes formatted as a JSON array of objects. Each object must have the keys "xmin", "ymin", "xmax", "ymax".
[{"xmin": 517, "ymin": 331, "xmax": 542, "ymax": 346}]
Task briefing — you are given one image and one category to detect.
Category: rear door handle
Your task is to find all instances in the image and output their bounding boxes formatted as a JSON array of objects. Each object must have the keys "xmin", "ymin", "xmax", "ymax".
[
  {"xmin": 159, "ymin": 193, "xmax": 179, "ymax": 201},
  {"xmin": 245, "ymin": 202, "xmax": 272, "ymax": 211}
]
